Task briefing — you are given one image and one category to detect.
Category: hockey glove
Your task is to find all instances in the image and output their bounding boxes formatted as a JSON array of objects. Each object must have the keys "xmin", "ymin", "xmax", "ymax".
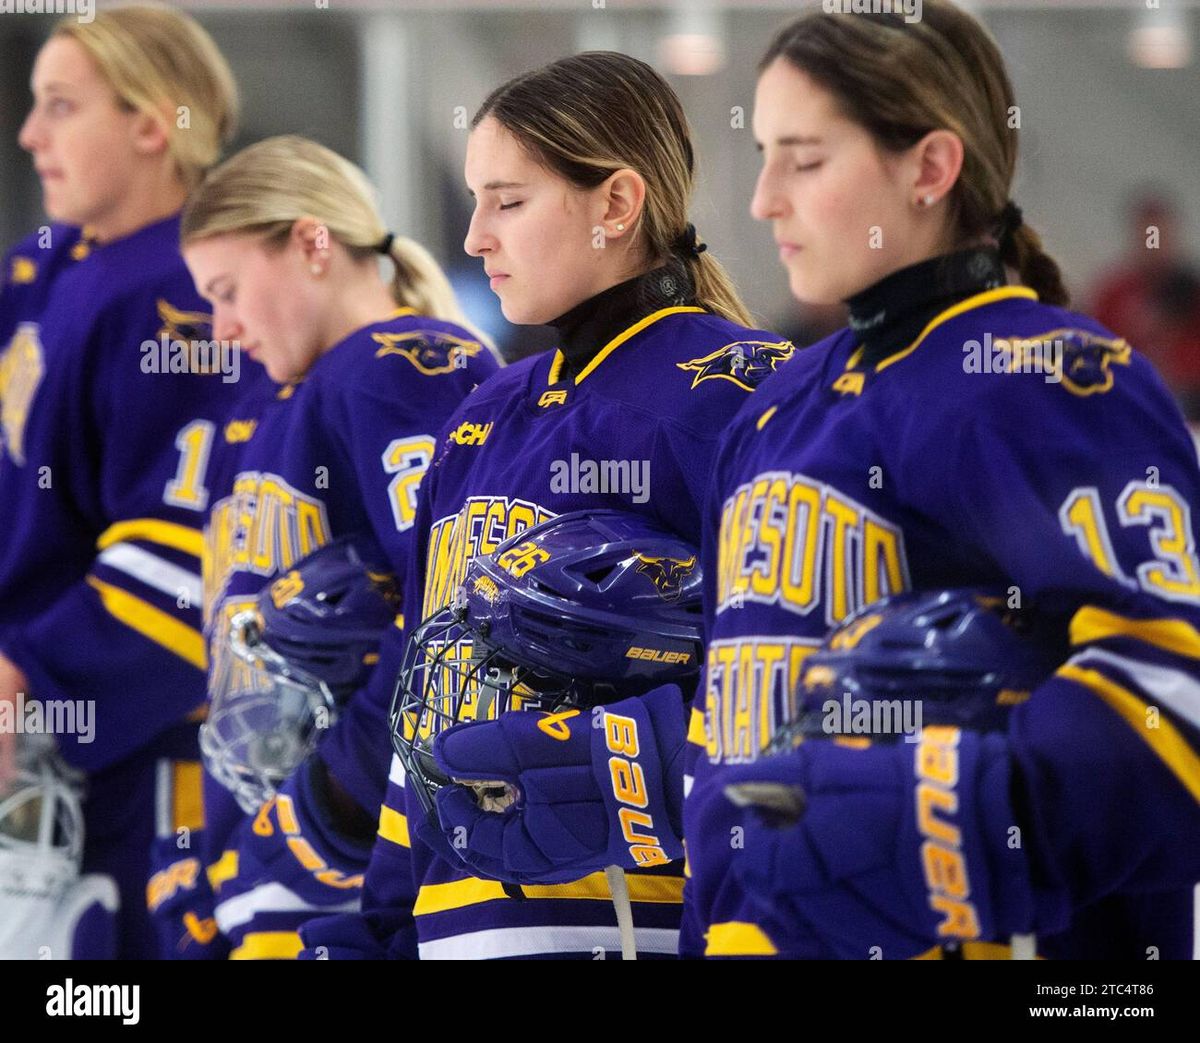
[
  {"xmin": 716, "ymin": 727, "xmax": 1037, "ymax": 960},
  {"xmin": 429, "ymin": 684, "xmax": 687, "ymax": 884}
]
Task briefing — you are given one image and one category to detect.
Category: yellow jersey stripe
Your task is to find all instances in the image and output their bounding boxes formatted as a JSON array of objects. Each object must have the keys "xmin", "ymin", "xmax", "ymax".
[
  {"xmin": 1070, "ymin": 605, "xmax": 1200, "ymax": 660},
  {"xmin": 172, "ymin": 761, "xmax": 204, "ymax": 833},
  {"xmin": 756, "ymin": 405, "xmax": 778, "ymax": 431},
  {"xmin": 704, "ymin": 921, "xmax": 779, "ymax": 956},
  {"xmin": 207, "ymin": 851, "xmax": 238, "ymax": 892},
  {"xmin": 85, "ymin": 576, "xmax": 205, "ymax": 669},
  {"xmin": 687, "ymin": 706, "xmax": 707, "ymax": 748},
  {"xmin": 1058, "ymin": 662, "xmax": 1200, "ymax": 803},
  {"xmin": 96, "ymin": 518, "xmax": 204, "ymax": 558},
  {"xmin": 549, "ymin": 306, "xmax": 707, "ymax": 386},
  {"xmin": 230, "ymin": 931, "xmax": 304, "ymax": 960},
  {"xmin": 875, "ymin": 287, "xmax": 1039, "ymax": 373},
  {"xmin": 378, "ymin": 805, "xmax": 410, "ymax": 848},
  {"xmin": 389, "ymin": 307, "xmax": 418, "ymax": 319},
  {"xmin": 414, "ymin": 870, "xmax": 685, "ymax": 916}
]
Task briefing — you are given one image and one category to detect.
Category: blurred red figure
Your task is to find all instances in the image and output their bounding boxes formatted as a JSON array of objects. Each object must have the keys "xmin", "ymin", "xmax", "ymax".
[{"xmin": 1090, "ymin": 190, "xmax": 1200, "ymax": 419}]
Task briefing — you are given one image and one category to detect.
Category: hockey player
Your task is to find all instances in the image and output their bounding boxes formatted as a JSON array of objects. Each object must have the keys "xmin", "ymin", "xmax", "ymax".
[
  {"xmin": 300, "ymin": 52, "xmax": 795, "ymax": 960},
  {"xmin": 0, "ymin": 6, "xmax": 247, "ymax": 959},
  {"xmin": 180, "ymin": 135, "xmax": 498, "ymax": 959},
  {"xmin": 684, "ymin": 1, "xmax": 1200, "ymax": 959}
]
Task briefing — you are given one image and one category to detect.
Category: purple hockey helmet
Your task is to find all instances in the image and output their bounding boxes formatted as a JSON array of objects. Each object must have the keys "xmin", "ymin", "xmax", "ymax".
[
  {"xmin": 201, "ymin": 536, "xmax": 400, "ymax": 814},
  {"xmin": 391, "ymin": 510, "xmax": 703, "ymax": 812}
]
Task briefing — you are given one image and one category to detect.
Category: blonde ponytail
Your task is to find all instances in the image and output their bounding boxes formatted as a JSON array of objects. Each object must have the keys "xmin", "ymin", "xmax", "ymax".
[
  {"xmin": 183, "ymin": 136, "xmax": 482, "ymax": 334},
  {"xmin": 385, "ymin": 235, "xmax": 475, "ymax": 329},
  {"xmin": 689, "ymin": 253, "xmax": 754, "ymax": 327}
]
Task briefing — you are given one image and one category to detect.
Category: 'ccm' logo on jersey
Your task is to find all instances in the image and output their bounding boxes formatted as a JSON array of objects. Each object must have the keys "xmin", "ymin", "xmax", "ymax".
[{"xmin": 448, "ymin": 420, "xmax": 493, "ymax": 446}]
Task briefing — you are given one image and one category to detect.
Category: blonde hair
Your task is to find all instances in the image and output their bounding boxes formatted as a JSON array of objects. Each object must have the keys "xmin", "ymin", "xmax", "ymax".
[
  {"xmin": 181, "ymin": 135, "xmax": 473, "ymax": 328},
  {"xmin": 475, "ymin": 52, "xmax": 755, "ymax": 327},
  {"xmin": 761, "ymin": 1, "xmax": 1069, "ymax": 306},
  {"xmin": 54, "ymin": 3, "xmax": 238, "ymax": 190}
]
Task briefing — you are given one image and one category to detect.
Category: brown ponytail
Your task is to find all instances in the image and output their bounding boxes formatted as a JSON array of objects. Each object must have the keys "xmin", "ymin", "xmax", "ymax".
[
  {"xmin": 475, "ymin": 52, "xmax": 755, "ymax": 326},
  {"xmin": 762, "ymin": 0, "xmax": 1070, "ymax": 306}
]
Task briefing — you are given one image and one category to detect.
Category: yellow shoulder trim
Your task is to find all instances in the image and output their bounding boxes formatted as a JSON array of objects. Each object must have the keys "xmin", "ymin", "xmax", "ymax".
[
  {"xmin": 687, "ymin": 705, "xmax": 707, "ymax": 747},
  {"xmin": 378, "ymin": 805, "xmax": 410, "ymax": 848},
  {"xmin": 96, "ymin": 518, "xmax": 204, "ymax": 559},
  {"xmin": 704, "ymin": 921, "xmax": 779, "ymax": 956},
  {"xmin": 577, "ymin": 306, "xmax": 704, "ymax": 384},
  {"xmin": 1058, "ymin": 662, "xmax": 1200, "ymax": 803},
  {"xmin": 230, "ymin": 931, "xmax": 304, "ymax": 960},
  {"xmin": 876, "ymin": 286, "xmax": 1039, "ymax": 373},
  {"xmin": 390, "ymin": 307, "xmax": 418, "ymax": 319},
  {"xmin": 548, "ymin": 306, "xmax": 706, "ymax": 387},
  {"xmin": 207, "ymin": 850, "xmax": 238, "ymax": 892},
  {"xmin": 1070, "ymin": 605, "xmax": 1200, "ymax": 660},
  {"xmin": 85, "ymin": 576, "xmax": 205, "ymax": 669}
]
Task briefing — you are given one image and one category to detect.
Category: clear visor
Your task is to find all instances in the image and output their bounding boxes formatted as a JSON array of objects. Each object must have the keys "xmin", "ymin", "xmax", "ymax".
[{"xmin": 201, "ymin": 609, "xmax": 337, "ymax": 814}]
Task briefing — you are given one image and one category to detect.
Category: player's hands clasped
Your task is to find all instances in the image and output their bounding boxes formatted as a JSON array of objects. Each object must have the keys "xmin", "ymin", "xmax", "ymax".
[
  {"xmin": 710, "ymin": 727, "xmax": 1039, "ymax": 960},
  {"xmin": 428, "ymin": 685, "xmax": 689, "ymax": 884}
]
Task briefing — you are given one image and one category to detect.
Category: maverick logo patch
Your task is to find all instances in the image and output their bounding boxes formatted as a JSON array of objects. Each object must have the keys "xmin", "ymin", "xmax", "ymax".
[{"xmin": 678, "ymin": 340, "xmax": 795, "ymax": 391}]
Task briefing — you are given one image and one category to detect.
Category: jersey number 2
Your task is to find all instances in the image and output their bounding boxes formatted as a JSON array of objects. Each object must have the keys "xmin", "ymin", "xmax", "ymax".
[{"xmin": 383, "ymin": 436, "xmax": 435, "ymax": 532}]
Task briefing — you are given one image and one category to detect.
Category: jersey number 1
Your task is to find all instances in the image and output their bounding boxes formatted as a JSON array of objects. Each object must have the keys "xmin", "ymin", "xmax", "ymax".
[{"xmin": 164, "ymin": 420, "xmax": 215, "ymax": 512}]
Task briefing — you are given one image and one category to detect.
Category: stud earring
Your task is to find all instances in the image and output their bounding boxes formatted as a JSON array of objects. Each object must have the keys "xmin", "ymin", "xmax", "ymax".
[
  {"xmin": 921, "ymin": 195, "xmax": 935, "ymax": 207},
  {"xmin": 616, "ymin": 223, "xmax": 625, "ymax": 232},
  {"xmin": 310, "ymin": 264, "xmax": 322, "ymax": 275}
]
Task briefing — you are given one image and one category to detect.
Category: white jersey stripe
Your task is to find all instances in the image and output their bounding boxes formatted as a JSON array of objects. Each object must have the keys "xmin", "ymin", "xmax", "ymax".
[
  {"xmin": 417, "ymin": 925, "xmax": 679, "ymax": 960},
  {"xmin": 1068, "ymin": 646, "xmax": 1200, "ymax": 730},
  {"xmin": 98, "ymin": 543, "xmax": 202, "ymax": 606},
  {"xmin": 214, "ymin": 881, "xmax": 358, "ymax": 934}
]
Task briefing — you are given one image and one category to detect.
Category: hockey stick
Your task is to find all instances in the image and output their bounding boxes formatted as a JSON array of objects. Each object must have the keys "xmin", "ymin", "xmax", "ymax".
[
  {"xmin": 1010, "ymin": 933, "xmax": 1036, "ymax": 959},
  {"xmin": 605, "ymin": 864, "xmax": 637, "ymax": 961}
]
